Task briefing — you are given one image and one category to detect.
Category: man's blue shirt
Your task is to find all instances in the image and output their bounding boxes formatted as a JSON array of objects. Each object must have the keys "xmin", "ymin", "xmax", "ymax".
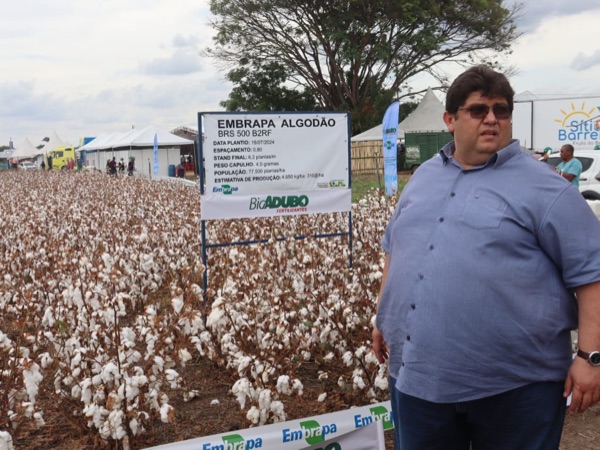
[{"xmin": 376, "ymin": 139, "xmax": 600, "ymax": 403}]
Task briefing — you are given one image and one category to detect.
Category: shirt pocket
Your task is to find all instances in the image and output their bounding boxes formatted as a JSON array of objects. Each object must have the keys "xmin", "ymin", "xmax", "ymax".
[{"xmin": 460, "ymin": 191, "xmax": 507, "ymax": 229}]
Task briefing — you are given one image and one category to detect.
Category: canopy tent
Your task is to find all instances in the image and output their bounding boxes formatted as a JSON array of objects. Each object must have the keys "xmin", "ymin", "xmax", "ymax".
[
  {"xmin": 36, "ymin": 131, "xmax": 66, "ymax": 153},
  {"xmin": 79, "ymin": 125, "xmax": 195, "ymax": 178},
  {"xmin": 350, "ymin": 88, "xmax": 448, "ymax": 174},
  {"xmin": 11, "ymin": 137, "xmax": 42, "ymax": 159},
  {"xmin": 79, "ymin": 125, "xmax": 193, "ymax": 151},
  {"xmin": 351, "ymin": 88, "xmax": 446, "ymax": 142}
]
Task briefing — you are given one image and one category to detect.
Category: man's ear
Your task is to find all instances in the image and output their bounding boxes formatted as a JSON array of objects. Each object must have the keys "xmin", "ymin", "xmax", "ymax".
[{"xmin": 443, "ymin": 111, "xmax": 455, "ymax": 134}]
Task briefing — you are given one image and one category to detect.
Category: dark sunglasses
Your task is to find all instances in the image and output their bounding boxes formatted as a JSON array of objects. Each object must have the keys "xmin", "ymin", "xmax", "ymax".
[{"xmin": 458, "ymin": 103, "xmax": 512, "ymax": 120}]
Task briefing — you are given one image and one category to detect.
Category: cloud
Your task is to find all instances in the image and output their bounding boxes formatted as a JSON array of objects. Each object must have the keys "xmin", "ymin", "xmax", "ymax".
[
  {"xmin": 513, "ymin": 0, "xmax": 600, "ymax": 31},
  {"xmin": 142, "ymin": 48, "xmax": 204, "ymax": 76},
  {"xmin": 570, "ymin": 51, "xmax": 600, "ymax": 71}
]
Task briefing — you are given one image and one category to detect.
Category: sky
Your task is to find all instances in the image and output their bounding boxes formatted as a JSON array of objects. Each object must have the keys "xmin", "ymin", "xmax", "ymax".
[{"xmin": 2, "ymin": 0, "xmax": 600, "ymax": 149}]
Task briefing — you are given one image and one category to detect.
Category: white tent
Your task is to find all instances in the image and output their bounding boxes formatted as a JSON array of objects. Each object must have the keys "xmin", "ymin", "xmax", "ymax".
[
  {"xmin": 11, "ymin": 137, "xmax": 42, "ymax": 159},
  {"xmin": 351, "ymin": 88, "xmax": 446, "ymax": 142},
  {"xmin": 398, "ymin": 88, "xmax": 447, "ymax": 133},
  {"xmin": 36, "ymin": 131, "xmax": 67, "ymax": 154},
  {"xmin": 79, "ymin": 125, "xmax": 194, "ymax": 177}
]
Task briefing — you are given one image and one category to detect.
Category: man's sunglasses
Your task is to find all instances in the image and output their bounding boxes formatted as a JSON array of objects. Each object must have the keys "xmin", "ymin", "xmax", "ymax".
[{"xmin": 458, "ymin": 104, "xmax": 512, "ymax": 120}]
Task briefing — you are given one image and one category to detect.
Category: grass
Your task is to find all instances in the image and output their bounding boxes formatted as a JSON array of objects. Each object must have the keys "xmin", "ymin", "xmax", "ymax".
[{"xmin": 351, "ymin": 171, "xmax": 411, "ymax": 202}]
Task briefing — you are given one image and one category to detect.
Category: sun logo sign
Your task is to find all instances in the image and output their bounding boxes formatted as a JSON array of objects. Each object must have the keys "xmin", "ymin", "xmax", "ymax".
[{"xmin": 554, "ymin": 102, "xmax": 600, "ymax": 144}]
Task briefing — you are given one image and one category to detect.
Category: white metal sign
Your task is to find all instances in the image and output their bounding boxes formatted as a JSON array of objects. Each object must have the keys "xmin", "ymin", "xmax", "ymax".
[{"xmin": 200, "ymin": 112, "xmax": 351, "ymax": 220}]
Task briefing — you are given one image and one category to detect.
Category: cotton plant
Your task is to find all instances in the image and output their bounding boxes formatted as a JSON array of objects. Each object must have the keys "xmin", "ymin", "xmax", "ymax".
[{"xmin": 0, "ymin": 171, "xmax": 395, "ymax": 446}]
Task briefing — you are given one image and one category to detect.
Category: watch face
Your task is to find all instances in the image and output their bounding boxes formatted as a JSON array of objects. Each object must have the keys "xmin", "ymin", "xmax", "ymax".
[{"xmin": 589, "ymin": 352, "xmax": 600, "ymax": 366}]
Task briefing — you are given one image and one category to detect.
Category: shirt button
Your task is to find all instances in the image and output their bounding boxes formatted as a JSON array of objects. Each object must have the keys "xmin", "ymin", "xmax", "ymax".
[
  {"xmin": 411, "ymin": 304, "xmax": 416, "ymax": 310},
  {"xmin": 429, "ymin": 245, "xmax": 434, "ymax": 250},
  {"xmin": 439, "ymin": 217, "xmax": 444, "ymax": 223},
  {"xmin": 406, "ymin": 335, "xmax": 411, "ymax": 341},
  {"xmin": 418, "ymin": 274, "xmax": 424, "ymax": 280},
  {"xmin": 451, "ymin": 192, "xmax": 456, "ymax": 197}
]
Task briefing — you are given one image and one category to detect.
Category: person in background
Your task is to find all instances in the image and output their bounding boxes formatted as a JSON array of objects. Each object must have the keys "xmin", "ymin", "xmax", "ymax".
[
  {"xmin": 372, "ymin": 65, "xmax": 600, "ymax": 450},
  {"xmin": 540, "ymin": 146, "xmax": 552, "ymax": 162},
  {"xmin": 127, "ymin": 156, "xmax": 135, "ymax": 176},
  {"xmin": 556, "ymin": 144, "xmax": 583, "ymax": 187}
]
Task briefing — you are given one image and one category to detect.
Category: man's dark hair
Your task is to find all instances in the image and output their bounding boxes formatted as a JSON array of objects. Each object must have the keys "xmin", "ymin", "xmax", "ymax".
[
  {"xmin": 561, "ymin": 144, "xmax": 574, "ymax": 154},
  {"xmin": 445, "ymin": 65, "xmax": 515, "ymax": 114}
]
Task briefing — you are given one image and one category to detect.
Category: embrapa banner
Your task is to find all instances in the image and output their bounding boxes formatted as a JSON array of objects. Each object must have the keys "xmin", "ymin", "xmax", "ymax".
[{"xmin": 143, "ymin": 401, "xmax": 392, "ymax": 450}]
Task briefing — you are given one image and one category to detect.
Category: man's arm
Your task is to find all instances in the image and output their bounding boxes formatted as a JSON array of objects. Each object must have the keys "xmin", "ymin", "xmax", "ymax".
[
  {"xmin": 372, "ymin": 253, "xmax": 390, "ymax": 364},
  {"xmin": 564, "ymin": 280, "xmax": 600, "ymax": 413}
]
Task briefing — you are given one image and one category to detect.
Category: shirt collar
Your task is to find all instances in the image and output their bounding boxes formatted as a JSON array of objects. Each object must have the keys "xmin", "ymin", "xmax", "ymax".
[{"xmin": 439, "ymin": 139, "xmax": 522, "ymax": 169}]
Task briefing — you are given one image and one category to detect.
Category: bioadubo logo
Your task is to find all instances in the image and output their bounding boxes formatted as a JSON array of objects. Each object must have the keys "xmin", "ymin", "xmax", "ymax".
[{"xmin": 249, "ymin": 195, "xmax": 309, "ymax": 210}]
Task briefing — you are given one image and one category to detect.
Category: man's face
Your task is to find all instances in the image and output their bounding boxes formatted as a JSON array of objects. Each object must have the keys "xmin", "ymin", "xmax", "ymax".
[
  {"xmin": 560, "ymin": 146, "xmax": 572, "ymax": 161},
  {"xmin": 443, "ymin": 92, "xmax": 512, "ymax": 168}
]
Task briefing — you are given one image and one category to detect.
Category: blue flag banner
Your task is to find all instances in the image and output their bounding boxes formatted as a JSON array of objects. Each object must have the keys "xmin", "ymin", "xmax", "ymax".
[
  {"xmin": 382, "ymin": 101, "xmax": 399, "ymax": 196},
  {"xmin": 153, "ymin": 133, "xmax": 159, "ymax": 175}
]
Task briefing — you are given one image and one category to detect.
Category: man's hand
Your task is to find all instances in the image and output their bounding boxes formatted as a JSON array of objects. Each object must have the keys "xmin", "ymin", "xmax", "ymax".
[
  {"xmin": 372, "ymin": 325, "xmax": 389, "ymax": 364},
  {"xmin": 564, "ymin": 356, "xmax": 600, "ymax": 414}
]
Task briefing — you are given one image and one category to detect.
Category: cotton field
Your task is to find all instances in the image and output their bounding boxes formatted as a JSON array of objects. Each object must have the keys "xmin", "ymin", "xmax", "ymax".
[{"xmin": 0, "ymin": 170, "xmax": 394, "ymax": 449}]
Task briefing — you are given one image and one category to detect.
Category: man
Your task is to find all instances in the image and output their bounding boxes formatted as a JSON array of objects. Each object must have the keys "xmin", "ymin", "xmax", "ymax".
[
  {"xmin": 556, "ymin": 144, "xmax": 583, "ymax": 187},
  {"xmin": 372, "ymin": 65, "xmax": 600, "ymax": 449}
]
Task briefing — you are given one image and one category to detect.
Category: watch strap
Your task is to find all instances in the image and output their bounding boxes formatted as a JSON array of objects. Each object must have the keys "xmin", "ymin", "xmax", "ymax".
[{"xmin": 577, "ymin": 349, "xmax": 591, "ymax": 361}]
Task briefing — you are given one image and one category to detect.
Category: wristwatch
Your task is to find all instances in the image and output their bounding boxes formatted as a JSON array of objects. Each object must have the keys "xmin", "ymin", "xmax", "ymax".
[{"xmin": 576, "ymin": 349, "xmax": 600, "ymax": 366}]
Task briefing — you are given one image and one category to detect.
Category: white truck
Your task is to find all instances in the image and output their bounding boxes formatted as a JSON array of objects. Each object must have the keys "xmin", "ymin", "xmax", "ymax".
[{"xmin": 512, "ymin": 93, "xmax": 600, "ymax": 153}]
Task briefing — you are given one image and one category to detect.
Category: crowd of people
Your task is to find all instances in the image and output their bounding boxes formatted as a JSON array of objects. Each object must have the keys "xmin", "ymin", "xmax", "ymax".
[{"xmin": 106, "ymin": 156, "xmax": 135, "ymax": 176}]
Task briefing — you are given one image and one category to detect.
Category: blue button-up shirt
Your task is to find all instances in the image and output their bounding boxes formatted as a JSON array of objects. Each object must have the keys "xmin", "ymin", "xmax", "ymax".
[{"xmin": 376, "ymin": 139, "xmax": 600, "ymax": 403}]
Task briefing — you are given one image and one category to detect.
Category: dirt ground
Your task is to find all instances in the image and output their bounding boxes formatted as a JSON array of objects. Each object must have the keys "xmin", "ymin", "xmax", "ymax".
[{"xmin": 12, "ymin": 356, "xmax": 600, "ymax": 450}]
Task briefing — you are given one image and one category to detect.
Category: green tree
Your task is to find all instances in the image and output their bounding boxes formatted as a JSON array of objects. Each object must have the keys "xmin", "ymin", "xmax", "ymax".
[
  {"xmin": 206, "ymin": 0, "xmax": 521, "ymax": 134},
  {"xmin": 220, "ymin": 60, "xmax": 320, "ymax": 111}
]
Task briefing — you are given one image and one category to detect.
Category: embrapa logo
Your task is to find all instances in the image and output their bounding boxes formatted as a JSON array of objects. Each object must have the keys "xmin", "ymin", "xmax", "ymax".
[
  {"xmin": 249, "ymin": 195, "xmax": 309, "ymax": 210},
  {"xmin": 212, "ymin": 184, "xmax": 238, "ymax": 195},
  {"xmin": 201, "ymin": 433, "xmax": 262, "ymax": 449},
  {"xmin": 282, "ymin": 419, "xmax": 337, "ymax": 445}
]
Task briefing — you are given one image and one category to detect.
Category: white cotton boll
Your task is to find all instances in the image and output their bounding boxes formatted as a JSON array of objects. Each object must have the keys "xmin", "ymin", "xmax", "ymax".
[
  {"xmin": 39, "ymin": 353, "xmax": 53, "ymax": 369},
  {"xmin": 100, "ymin": 362, "xmax": 120, "ymax": 384},
  {"xmin": 178, "ymin": 349, "xmax": 192, "ymax": 366},
  {"xmin": 165, "ymin": 369, "xmax": 181, "ymax": 388},
  {"xmin": 33, "ymin": 412, "xmax": 45, "ymax": 427},
  {"xmin": 160, "ymin": 404, "xmax": 175, "ymax": 423},
  {"xmin": 276, "ymin": 375, "xmax": 291, "ymax": 395},
  {"xmin": 246, "ymin": 406, "xmax": 260, "ymax": 425},
  {"xmin": 22, "ymin": 361, "xmax": 43, "ymax": 404},
  {"xmin": 206, "ymin": 308, "xmax": 226, "ymax": 328},
  {"xmin": 302, "ymin": 351, "xmax": 311, "ymax": 361},
  {"xmin": 41, "ymin": 307, "xmax": 55, "ymax": 327},
  {"xmin": 318, "ymin": 371, "xmax": 328, "ymax": 381},
  {"xmin": 231, "ymin": 378, "xmax": 251, "ymax": 409},
  {"xmin": 0, "ymin": 430, "xmax": 14, "ymax": 450},
  {"xmin": 364, "ymin": 351, "xmax": 379, "ymax": 366},
  {"xmin": 317, "ymin": 393, "xmax": 327, "ymax": 402},
  {"xmin": 71, "ymin": 384, "xmax": 82, "ymax": 399},
  {"xmin": 210, "ymin": 399, "xmax": 220, "ymax": 406},
  {"xmin": 354, "ymin": 345, "xmax": 366, "ymax": 359},
  {"xmin": 323, "ymin": 352, "xmax": 334, "ymax": 363},
  {"xmin": 374, "ymin": 372, "xmax": 389, "ymax": 390},
  {"xmin": 292, "ymin": 379, "xmax": 303, "ymax": 396},
  {"xmin": 270, "ymin": 401, "xmax": 286, "ymax": 422},
  {"xmin": 171, "ymin": 296, "xmax": 184, "ymax": 314},
  {"xmin": 342, "ymin": 351, "xmax": 354, "ymax": 366}
]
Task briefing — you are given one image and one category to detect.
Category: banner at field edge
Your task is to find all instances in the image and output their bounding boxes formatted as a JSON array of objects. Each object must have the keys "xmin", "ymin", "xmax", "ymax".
[
  {"xmin": 142, "ymin": 401, "xmax": 392, "ymax": 450},
  {"xmin": 382, "ymin": 101, "xmax": 399, "ymax": 196}
]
